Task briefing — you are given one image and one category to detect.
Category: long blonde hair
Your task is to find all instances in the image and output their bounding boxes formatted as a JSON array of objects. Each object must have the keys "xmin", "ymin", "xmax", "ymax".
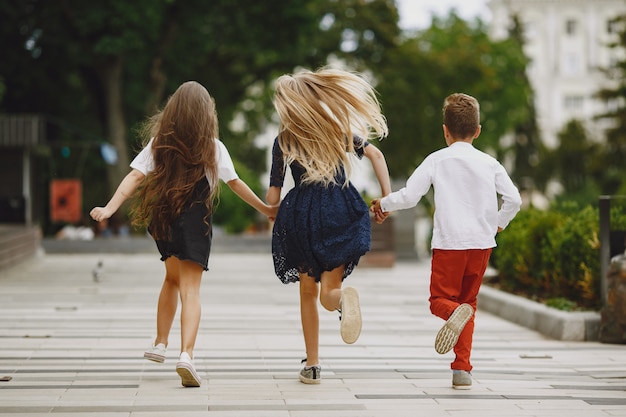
[
  {"xmin": 132, "ymin": 81, "xmax": 220, "ymax": 240},
  {"xmin": 273, "ymin": 67, "xmax": 387, "ymax": 186}
]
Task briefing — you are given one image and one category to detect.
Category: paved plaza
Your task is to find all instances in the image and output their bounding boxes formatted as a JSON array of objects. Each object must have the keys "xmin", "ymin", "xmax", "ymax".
[{"xmin": 0, "ymin": 240, "xmax": 625, "ymax": 416}]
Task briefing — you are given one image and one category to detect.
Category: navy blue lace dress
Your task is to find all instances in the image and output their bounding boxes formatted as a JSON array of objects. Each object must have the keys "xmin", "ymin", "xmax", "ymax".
[{"xmin": 270, "ymin": 136, "xmax": 371, "ymax": 284}]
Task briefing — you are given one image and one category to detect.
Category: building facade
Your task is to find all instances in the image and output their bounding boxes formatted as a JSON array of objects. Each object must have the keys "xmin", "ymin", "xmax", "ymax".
[{"xmin": 489, "ymin": 0, "xmax": 626, "ymax": 147}]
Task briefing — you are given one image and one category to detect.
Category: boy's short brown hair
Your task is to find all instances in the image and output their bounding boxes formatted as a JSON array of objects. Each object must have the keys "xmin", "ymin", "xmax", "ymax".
[{"xmin": 442, "ymin": 93, "xmax": 480, "ymax": 139}]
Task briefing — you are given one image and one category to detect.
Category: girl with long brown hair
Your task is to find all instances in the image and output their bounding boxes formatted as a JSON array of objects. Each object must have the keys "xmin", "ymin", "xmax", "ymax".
[{"xmin": 90, "ymin": 81, "xmax": 276, "ymax": 387}]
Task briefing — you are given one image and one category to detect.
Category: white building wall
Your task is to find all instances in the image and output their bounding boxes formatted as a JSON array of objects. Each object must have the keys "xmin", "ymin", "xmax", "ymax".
[{"xmin": 488, "ymin": 0, "xmax": 626, "ymax": 147}]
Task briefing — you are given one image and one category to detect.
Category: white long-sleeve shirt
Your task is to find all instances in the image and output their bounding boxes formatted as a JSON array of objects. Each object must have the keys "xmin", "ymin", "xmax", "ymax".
[{"xmin": 380, "ymin": 141, "xmax": 522, "ymax": 250}]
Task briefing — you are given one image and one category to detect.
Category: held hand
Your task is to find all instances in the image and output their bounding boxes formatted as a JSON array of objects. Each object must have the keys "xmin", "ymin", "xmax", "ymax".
[
  {"xmin": 369, "ymin": 199, "xmax": 380, "ymax": 213},
  {"xmin": 90, "ymin": 207, "xmax": 113, "ymax": 223},
  {"xmin": 374, "ymin": 210, "xmax": 390, "ymax": 224},
  {"xmin": 266, "ymin": 203, "xmax": 280, "ymax": 222},
  {"xmin": 369, "ymin": 199, "xmax": 389, "ymax": 224}
]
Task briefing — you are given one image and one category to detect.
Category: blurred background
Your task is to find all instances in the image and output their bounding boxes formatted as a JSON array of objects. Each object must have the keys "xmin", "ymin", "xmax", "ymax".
[{"xmin": 1, "ymin": 0, "xmax": 625, "ymax": 243}]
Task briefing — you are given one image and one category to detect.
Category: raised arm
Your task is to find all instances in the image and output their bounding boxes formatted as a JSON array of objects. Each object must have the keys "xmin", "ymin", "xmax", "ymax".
[
  {"xmin": 363, "ymin": 144, "xmax": 391, "ymax": 224},
  {"xmin": 90, "ymin": 169, "xmax": 145, "ymax": 222},
  {"xmin": 227, "ymin": 178, "xmax": 278, "ymax": 219},
  {"xmin": 363, "ymin": 144, "xmax": 391, "ymax": 197}
]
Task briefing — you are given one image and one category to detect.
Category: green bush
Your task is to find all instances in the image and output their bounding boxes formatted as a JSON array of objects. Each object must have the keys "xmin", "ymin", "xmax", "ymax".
[
  {"xmin": 491, "ymin": 201, "xmax": 626, "ymax": 311},
  {"xmin": 541, "ymin": 205, "xmax": 599, "ymax": 306},
  {"xmin": 212, "ymin": 160, "xmax": 268, "ymax": 234},
  {"xmin": 491, "ymin": 208, "xmax": 561, "ymax": 296}
]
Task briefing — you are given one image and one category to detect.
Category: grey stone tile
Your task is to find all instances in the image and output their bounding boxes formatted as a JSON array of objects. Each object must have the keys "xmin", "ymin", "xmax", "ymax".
[{"xmin": 1, "ymin": 252, "xmax": 625, "ymax": 417}]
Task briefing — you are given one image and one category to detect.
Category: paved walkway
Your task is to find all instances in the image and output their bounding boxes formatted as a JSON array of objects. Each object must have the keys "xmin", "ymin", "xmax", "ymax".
[{"xmin": 1, "ymin": 247, "xmax": 625, "ymax": 416}]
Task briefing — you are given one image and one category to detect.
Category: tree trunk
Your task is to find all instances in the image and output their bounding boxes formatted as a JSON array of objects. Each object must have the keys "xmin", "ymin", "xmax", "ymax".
[
  {"xmin": 145, "ymin": 17, "xmax": 179, "ymax": 114},
  {"xmin": 99, "ymin": 56, "xmax": 130, "ymax": 199}
]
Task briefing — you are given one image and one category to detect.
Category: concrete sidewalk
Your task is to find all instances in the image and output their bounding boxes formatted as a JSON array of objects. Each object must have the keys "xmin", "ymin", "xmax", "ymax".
[{"xmin": 0, "ymin": 250, "xmax": 625, "ymax": 416}]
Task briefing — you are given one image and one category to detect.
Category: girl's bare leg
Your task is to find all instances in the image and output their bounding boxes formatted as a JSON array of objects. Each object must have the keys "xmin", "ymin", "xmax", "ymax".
[
  {"xmin": 178, "ymin": 259, "xmax": 204, "ymax": 357},
  {"xmin": 299, "ymin": 274, "xmax": 319, "ymax": 367},
  {"xmin": 154, "ymin": 257, "xmax": 181, "ymax": 347},
  {"xmin": 320, "ymin": 265, "xmax": 361, "ymax": 344},
  {"xmin": 319, "ymin": 266, "xmax": 345, "ymax": 312}
]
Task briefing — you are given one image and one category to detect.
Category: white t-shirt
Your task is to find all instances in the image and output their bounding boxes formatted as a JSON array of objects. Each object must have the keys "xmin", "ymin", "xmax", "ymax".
[
  {"xmin": 130, "ymin": 137, "xmax": 239, "ymax": 183},
  {"xmin": 380, "ymin": 141, "xmax": 522, "ymax": 250}
]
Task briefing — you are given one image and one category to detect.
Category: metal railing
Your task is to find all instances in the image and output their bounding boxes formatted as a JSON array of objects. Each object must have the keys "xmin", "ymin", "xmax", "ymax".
[{"xmin": 0, "ymin": 114, "xmax": 44, "ymax": 147}]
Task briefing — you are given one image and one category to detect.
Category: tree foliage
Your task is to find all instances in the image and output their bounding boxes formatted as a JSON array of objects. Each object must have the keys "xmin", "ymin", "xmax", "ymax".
[
  {"xmin": 548, "ymin": 120, "xmax": 602, "ymax": 204},
  {"xmin": 0, "ymin": 2, "xmax": 548, "ymax": 234},
  {"xmin": 506, "ymin": 15, "xmax": 547, "ymax": 194},
  {"xmin": 0, "ymin": 0, "xmax": 401, "ymax": 232},
  {"xmin": 374, "ymin": 14, "xmax": 534, "ymax": 179},
  {"xmin": 0, "ymin": 0, "xmax": 325, "ymax": 190},
  {"xmin": 595, "ymin": 14, "xmax": 626, "ymax": 195}
]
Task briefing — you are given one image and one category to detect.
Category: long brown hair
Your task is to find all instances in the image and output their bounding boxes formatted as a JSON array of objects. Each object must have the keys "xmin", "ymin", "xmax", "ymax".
[
  {"xmin": 131, "ymin": 81, "xmax": 220, "ymax": 240},
  {"xmin": 273, "ymin": 67, "xmax": 387, "ymax": 187}
]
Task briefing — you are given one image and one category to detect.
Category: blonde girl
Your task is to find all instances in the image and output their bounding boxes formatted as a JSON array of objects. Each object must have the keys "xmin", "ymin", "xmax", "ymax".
[{"xmin": 266, "ymin": 68, "xmax": 391, "ymax": 384}]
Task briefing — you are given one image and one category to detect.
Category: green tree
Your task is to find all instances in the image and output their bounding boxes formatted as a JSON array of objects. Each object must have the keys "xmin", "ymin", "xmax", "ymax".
[
  {"xmin": 301, "ymin": 0, "xmax": 400, "ymax": 69},
  {"xmin": 0, "ymin": 0, "xmax": 322, "ymax": 195},
  {"xmin": 549, "ymin": 120, "xmax": 601, "ymax": 202},
  {"xmin": 507, "ymin": 15, "xmax": 547, "ymax": 195},
  {"xmin": 228, "ymin": 0, "xmax": 401, "ymax": 172},
  {"xmin": 596, "ymin": 15, "xmax": 626, "ymax": 195},
  {"xmin": 374, "ymin": 14, "xmax": 532, "ymax": 179},
  {"xmin": 0, "ymin": 0, "xmax": 401, "ymax": 232}
]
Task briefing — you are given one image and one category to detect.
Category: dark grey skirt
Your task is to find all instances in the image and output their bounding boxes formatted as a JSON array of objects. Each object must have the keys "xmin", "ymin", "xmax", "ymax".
[{"xmin": 152, "ymin": 180, "xmax": 212, "ymax": 271}]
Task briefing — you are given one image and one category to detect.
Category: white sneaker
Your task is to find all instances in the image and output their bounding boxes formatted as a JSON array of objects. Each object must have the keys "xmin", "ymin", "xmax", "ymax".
[
  {"xmin": 143, "ymin": 343, "xmax": 166, "ymax": 363},
  {"xmin": 339, "ymin": 287, "xmax": 362, "ymax": 344},
  {"xmin": 176, "ymin": 352, "xmax": 201, "ymax": 387}
]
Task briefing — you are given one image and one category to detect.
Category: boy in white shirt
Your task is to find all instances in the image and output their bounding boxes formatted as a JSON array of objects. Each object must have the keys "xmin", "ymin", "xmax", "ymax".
[{"xmin": 370, "ymin": 93, "xmax": 522, "ymax": 389}]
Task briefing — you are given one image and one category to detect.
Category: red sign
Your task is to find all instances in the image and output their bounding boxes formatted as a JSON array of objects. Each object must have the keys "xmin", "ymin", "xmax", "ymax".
[{"xmin": 50, "ymin": 179, "xmax": 82, "ymax": 223}]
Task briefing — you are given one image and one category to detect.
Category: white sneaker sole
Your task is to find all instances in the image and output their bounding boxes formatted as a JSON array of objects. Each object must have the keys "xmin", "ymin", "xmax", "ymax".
[
  {"xmin": 176, "ymin": 362, "xmax": 201, "ymax": 387},
  {"xmin": 435, "ymin": 303, "xmax": 474, "ymax": 354},
  {"xmin": 143, "ymin": 352, "xmax": 165, "ymax": 363},
  {"xmin": 340, "ymin": 287, "xmax": 362, "ymax": 344}
]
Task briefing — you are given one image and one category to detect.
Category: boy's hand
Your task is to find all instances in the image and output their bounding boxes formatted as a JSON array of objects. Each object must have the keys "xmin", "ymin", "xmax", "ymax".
[{"xmin": 370, "ymin": 199, "xmax": 389, "ymax": 224}]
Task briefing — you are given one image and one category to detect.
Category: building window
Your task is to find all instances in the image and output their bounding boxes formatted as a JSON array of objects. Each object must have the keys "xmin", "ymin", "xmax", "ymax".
[
  {"xmin": 566, "ymin": 19, "xmax": 577, "ymax": 35},
  {"xmin": 605, "ymin": 98, "xmax": 620, "ymax": 114},
  {"xmin": 564, "ymin": 95, "xmax": 584, "ymax": 111},
  {"xmin": 565, "ymin": 52, "xmax": 582, "ymax": 75},
  {"xmin": 607, "ymin": 20, "xmax": 615, "ymax": 34},
  {"xmin": 607, "ymin": 19, "xmax": 620, "ymax": 34}
]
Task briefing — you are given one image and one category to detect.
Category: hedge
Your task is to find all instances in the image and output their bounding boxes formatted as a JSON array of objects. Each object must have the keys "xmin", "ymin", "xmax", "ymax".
[{"xmin": 490, "ymin": 202, "xmax": 626, "ymax": 311}]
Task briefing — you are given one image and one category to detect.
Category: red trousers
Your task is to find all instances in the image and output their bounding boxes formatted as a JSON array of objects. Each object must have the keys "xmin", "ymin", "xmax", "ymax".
[{"xmin": 429, "ymin": 248, "xmax": 492, "ymax": 371}]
